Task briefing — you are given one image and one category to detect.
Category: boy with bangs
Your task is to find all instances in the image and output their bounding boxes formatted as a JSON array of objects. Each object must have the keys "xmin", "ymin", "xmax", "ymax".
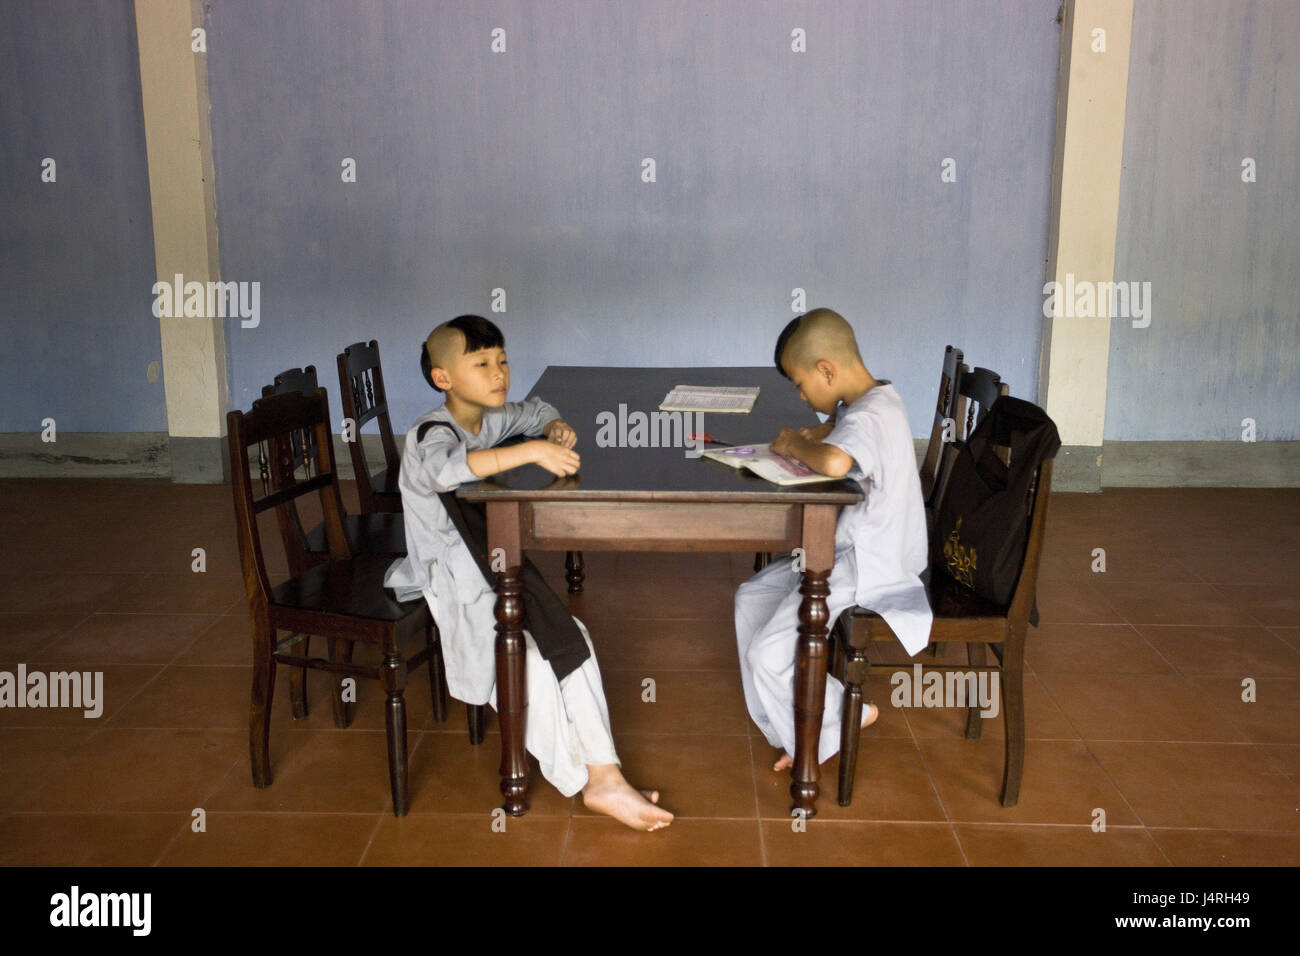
[{"xmin": 384, "ymin": 314, "xmax": 672, "ymax": 831}]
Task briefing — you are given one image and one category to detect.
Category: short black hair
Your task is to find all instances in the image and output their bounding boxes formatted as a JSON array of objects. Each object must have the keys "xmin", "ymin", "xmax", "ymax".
[
  {"xmin": 420, "ymin": 314, "xmax": 506, "ymax": 392},
  {"xmin": 773, "ymin": 315, "xmax": 803, "ymax": 380}
]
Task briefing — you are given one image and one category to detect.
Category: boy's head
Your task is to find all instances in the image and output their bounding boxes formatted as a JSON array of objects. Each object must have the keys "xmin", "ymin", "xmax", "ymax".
[
  {"xmin": 420, "ymin": 314, "xmax": 509, "ymax": 406},
  {"xmin": 773, "ymin": 308, "xmax": 869, "ymax": 414}
]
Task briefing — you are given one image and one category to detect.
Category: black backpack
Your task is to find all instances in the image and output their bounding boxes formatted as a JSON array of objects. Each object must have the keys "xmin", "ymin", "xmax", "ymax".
[{"xmin": 932, "ymin": 396, "xmax": 1060, "ymax": 608}]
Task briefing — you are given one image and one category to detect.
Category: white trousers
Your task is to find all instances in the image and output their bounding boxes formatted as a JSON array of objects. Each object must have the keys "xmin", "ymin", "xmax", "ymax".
[
  {"xmin": 735, "ymin": 553, "xmax": 863, "ymax": 764},
  {"xmin": 488, "ymin": 618, "xmax": 619, "ymax": 797}
]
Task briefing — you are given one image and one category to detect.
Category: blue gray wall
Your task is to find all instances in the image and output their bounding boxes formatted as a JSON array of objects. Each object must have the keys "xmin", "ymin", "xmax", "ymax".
[
  {"xmin": 1108, "ymin": 0, "xmax": 1299, "ymax": 441},
  {"xmin": 0, "ymin": 0, "xmax": 163, "ymax": 432},
  {"xmin": 203, "ymin": 0, "xmax": 1061, "ymax": 435}
]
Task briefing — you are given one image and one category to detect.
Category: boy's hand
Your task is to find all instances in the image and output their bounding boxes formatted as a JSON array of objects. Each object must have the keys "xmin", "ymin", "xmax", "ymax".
[
  {"xmin": 770, "ymin": 427, "xmax": 804, "ymax": 459},
  {"xmin": 798, "ymin": 421, "xmax": 834, "ymax": 442},
  {"xmin": 530, "ymin": 439, "xmax": 580, "ymax": 477},
  {"xmin": 543, "ymin": 419, "xmax": 577, "ymax": 448}
]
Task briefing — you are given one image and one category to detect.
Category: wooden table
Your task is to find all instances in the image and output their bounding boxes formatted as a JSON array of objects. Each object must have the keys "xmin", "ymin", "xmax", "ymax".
[{"xmin": 457, "ymin": 366, "xmax": 863, "ymax": 818}]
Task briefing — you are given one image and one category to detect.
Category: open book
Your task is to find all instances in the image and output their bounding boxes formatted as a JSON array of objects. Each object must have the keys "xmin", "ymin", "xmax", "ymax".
[{"xmin": 701, "ymin": 443, "xmax": 841, "ymax": 486}]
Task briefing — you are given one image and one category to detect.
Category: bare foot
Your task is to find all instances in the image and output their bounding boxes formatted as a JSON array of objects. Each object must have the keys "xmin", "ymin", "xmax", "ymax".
[
  {"xmin": 772, "ymin": 704, "xmax": 879, "ymax": 772},
  {"xmin": 582, "ymin": 765, "xmax": 674, "ymax": 831}
]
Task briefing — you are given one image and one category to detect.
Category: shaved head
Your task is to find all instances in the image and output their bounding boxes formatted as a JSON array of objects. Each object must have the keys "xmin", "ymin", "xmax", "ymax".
[
  {"xmin": 774, "ymin": 308, "xmax": 865, "ymax": 378},
  {"xmin": 424, "ymin": 324, "xmax": 466, "ymax": 374},
  {"xmin": 420, "ymin": 314, "xmax": 505, "ymax": 391}
]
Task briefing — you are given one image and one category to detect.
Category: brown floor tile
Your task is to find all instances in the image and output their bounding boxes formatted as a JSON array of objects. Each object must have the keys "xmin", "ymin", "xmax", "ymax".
[
  {"xmin": 1253, "ymin": 744, "xmax": 1300, "ymax": 776},
  {"xmin": 0, "ymin": 812, "xmax": 189, "ymax": 866},
  {"xmin": 0, "ymin": 728, "xmax": 96, "ymax": 810},
  {"xmin": 1026, "ymin": 623, "xmax": 1176, "ymax": 674},
  {"xmin": 1034, "ymin": 673, "xmax": 1247, "ymax": 742},
  {"xmin": 901, "ymin": 671, "xmax": 1079, "ymax": 740},
  {"xmin": 563, "ymin": 817, "xmax": 762, "ymax": 865},
  {"xmin": 400, "ymin": 730, "xmax": 575, "ymax": 817},
  {"xmin": 556, "ymin": 575, "xmax": 735, "ymax": 621},
  {"xmin": 1033, "ymin": 580, "xmax": 1125, "ymax": 625},
  {"xmin": 363, "ymin": 814, "xmax": 569, "ymax": 866},
  {"xmin": 753, "ymin": 737, "xmax": 947, "ymax": 822},
  {"xmin": 101, "ymin": 572, "xmax": 246, "ymax": 615},
  {"xmin": 614, "ymin": 551, "xmax": 735, "ymax": 579},
  {"xmin": 601, "ymin": 668, "xmax": 751, "ymax": 735},
  {"xmin": 919, "ymin": 737, "xmax": 1141, "ymax": 826},
  {"xmin": 38, "ymin": 612, "xmax": 220, "ymax": 665},
  {"xmin": 1181, "ymin": 548, "xmax": 1300, "ymax": 588},
  {"xmin": 1089, "ymin": 741, "xmax": 1300, "ymax": 830},
  {"xmin": 0, "ymin": 662, "xmax": 160, "ymax": 726},
  {"xmin": 0, "ymin": 613, "xmax": 89, "ymax": 659},
  {"xmin": 525, "ymin": 550, "xmax": 618, "ymax": 585},
  {"xmin": 0, "ymin": 480, "xmax": 1293, "ymax": 866},
  {"xmin": 204, "ymin": 729, "xmax": 434, "ymax": 815},
  {"xmin": 1147, "ymin": 828, "xmax": 1300, "ymax": 865},
  {"xmin": 762, "ymin": 820, "xmax": 966, "ymax": 865},
  {"xmin": 0, "ymin": 573, "xmax": 145, "ymax": 614},
  {"xmin": 15, "ymin": 728, "xmax": 244, "ymax": 812},
  {"xmin": 1135, "ymin": 625, "xmax": 1300, "ymax": 678},
  {"xmin": 1210, "ymin": 584, "xmax": 1300, "ymax": 627},
  {"xmin": 1271, "ymin": 627, "xmax": 1300, "ymax": 651},
  {"xmin": 583, "ymin": 617, "xmax": 740, "ymax": 671},
  {"xmin": 158, "ymin": 812, "xmax": 381, "ymax": 866},
  {"xmin": 572, "ymin": 732, "xmax": 755, "ymax": 819},
  {"xmin": 173, "ymin": 615, "xmax": 255, "ymax": 665},
  {"xmin": 1096, "ymin": 582, "xmax": 1261, "ymax": 627},
  {"xmin": 954, "ymin": 824, "xmax": 1168, "ymax": 866},
  {"xmin": 1190, "ymin": 676, "xmax": 1300, "ymax": 744}
]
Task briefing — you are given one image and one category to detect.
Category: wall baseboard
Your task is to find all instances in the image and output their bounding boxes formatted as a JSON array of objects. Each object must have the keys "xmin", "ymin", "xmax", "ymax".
[{"xmin": 1, "ymin": 433, "xmax": 1294, "ymax": 490}]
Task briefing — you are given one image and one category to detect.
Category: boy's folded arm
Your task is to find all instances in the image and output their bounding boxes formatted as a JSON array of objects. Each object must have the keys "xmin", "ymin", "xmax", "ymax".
[
  {"xmin": 795, "ymin": 439, "xmax": 856, "ymax": 478},
  {"xmin": 500, "ymin": 395, "xmax": 562, "ymax": 439},
  {"xmin": 411, "ymin": 436, "xmax": 480, "ymax": 494}
]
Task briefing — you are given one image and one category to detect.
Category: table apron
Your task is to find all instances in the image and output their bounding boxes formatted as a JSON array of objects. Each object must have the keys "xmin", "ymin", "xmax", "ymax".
[{"xmin": 521, "ymin": 500, "xmax": 805, "ymax": 552}]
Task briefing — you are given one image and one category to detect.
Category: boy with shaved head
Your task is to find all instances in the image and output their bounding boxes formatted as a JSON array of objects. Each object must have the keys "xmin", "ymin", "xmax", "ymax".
[
  {"xmin": 735, "ymin": 308, "xmax": 933, "ymax": 772},
  {"xmin": 384, "ymin": 315, "xmax": 672, "ymax": 830}
]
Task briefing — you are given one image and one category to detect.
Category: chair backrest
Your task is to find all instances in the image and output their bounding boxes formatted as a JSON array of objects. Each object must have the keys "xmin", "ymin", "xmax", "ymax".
[
  {"xmin": 337, "ymin": 340, "xmax": 400, "ymax": 509},
  {"xmin": 259, "ymin": 366, "xmax": 329, "ymax": 570},
  {"xmin": 931, "ymin": 393, "xmax": 1059, "ymax": 613},
  {"xmin": 955, "ymin": 365, "xmax": 1007, "ymax": 439},
  {"xmin": 919, "ymin": 345, "xmax": 964, "ymax": 506},
  {"xmin": 227, "ymin": 388, "xmax": 352, "ymax": 605},
  {"xmin": 1006, "ymin": 457, "xmax": 1052, "ymax": 628}
]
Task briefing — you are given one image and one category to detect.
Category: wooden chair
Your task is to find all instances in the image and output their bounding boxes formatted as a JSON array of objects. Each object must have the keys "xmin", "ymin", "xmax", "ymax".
[
  {"xmin": 829, "ymin": 431, "xmax": 1053, "ymax": 808},
  {"xmin": 262, "ymin": 366, "xmax": 409, "ymax": 727},
  {"xmin": 336, "ymin": 341, "xmax": 404, "ymax": 514},
  {"xmin": 228, "ymin": 386, "xmax": 457, "ymax": 816},
  {"xmin": 264, "ymin": 366, "xmax": 405, "ymax": 558},
  {"xmin": 918, "ymin": 345, "xmax": 964, "ymax": 509}
]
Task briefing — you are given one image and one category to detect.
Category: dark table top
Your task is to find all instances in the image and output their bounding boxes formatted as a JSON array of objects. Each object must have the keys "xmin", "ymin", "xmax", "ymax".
[{"xmin": 457, "ymin": 366, "xmax": 863, "ymax": 504}]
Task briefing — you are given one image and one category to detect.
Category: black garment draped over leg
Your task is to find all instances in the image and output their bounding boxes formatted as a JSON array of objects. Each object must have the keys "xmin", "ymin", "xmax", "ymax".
[{"xmin": 416, "ymin": 421, "xmax": 591, "ymax": 682}]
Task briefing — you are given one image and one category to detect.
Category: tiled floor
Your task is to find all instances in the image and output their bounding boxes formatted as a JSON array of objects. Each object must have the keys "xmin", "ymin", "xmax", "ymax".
[{"xmin": 1, "ymin": 480, "xmax": 1297, "ymax": 866}]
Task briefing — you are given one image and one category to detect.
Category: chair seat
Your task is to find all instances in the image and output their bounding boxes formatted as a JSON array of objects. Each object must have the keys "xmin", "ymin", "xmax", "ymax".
[
  {"xmin": 305, "ymin": 512, "xmax": 405, "ymax": 555},
  {"xmin": 271, "ymin": 552, "xmax": 419, "ymax": 622}
]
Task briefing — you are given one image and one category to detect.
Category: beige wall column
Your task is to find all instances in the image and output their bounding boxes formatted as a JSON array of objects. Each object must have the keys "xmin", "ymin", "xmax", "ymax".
[
  {"xmin": 134, "ymin": 0, "xmax": 228, "ymax": 482},
  {"xmin": 1039, "ymin": 0, "xmax": 1134, "ymax": 491}
]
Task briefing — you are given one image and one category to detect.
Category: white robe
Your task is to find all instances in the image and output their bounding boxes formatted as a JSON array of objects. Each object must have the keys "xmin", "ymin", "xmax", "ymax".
[
  {"xmin": 383, "ymin": 397, "xmax": 619, "ymax": 796},
  {"xmin": 735, "ymin": 383, "xmax": 933, "ymax": 762}
]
